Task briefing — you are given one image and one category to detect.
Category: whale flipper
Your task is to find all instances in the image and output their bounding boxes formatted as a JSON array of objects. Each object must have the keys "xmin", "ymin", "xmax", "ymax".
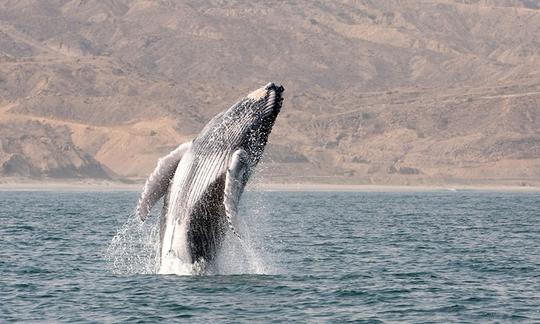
[
  {"xmin": 224, "ymin": 149, "xmax": 250, "ymax": 239},
  {"xmin": 136, "ymin": 141, "xmax": 192, "ymax": 221}
]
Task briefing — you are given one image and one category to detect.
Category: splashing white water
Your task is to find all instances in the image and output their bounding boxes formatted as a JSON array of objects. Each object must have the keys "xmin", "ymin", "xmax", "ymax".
[
  {"xmin": 213, "ymin": 188, "xmax": 277, "ymax": 275},
  {"xmin": 105, "ymin": 212, "xmax": 161, "ymax": 275},
  {"xmin": 105, "ymin": 194, "xmax": 276, "ymax": 276}
]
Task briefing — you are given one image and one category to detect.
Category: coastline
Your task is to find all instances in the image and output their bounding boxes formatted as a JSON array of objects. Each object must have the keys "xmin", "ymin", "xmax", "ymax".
[
  {"xmin": 0, "ymin": 179, "xmax": 142, "ymax": 192},
  {"xmin": 0, "ymin": 179, "xmax": 539, "ymax": 192},
  {"xmin": 251, "ymin": 183, "xmax": 540, "ymax": 192}
]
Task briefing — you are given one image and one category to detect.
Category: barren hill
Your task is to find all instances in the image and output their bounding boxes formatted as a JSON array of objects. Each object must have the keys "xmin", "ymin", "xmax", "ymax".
[{"xmin": 1, "ymin": 0, "xmax": 539, "ymax": 186}]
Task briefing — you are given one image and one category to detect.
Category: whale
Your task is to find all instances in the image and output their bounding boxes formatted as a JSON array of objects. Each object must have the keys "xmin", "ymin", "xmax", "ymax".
[{"xmin": 135, "ymin": 82, "xmax": 284, "ymax": 273}]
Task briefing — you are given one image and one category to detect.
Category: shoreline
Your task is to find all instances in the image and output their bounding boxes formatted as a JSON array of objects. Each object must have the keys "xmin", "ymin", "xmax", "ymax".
[
  {"xmin": 251, "ymin": 183, "xmax": 540, "ymax": 192},
  {"xmin": 0, "ymin": 180, "xmax": 142, "ymax": 192},
  {"xmin": 0, "ymin": 180, "xmax": 539, "ymax": 192}
]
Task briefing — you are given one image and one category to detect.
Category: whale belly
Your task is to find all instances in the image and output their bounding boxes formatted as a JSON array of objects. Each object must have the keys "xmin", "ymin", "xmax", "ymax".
[
  {"xmin": 187, "ymin": 174, "xmax": 227, "ymax": 263},
  {"xmin": 158, "ymin": 151, "xmax": 229, "ymax": 274},
  {"xmin": 158, "ymin": 153, "xmax": 195, "ymax": 274}
]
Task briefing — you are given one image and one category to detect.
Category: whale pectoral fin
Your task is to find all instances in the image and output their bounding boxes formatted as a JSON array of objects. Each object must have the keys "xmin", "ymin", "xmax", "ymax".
[
  {"xmin": 136, "ymin": 141, "xmax": 192, "ymax": 221},
  {"xmin": 224, "ymin": 149, "xmax": 250, "ymax": 239}
]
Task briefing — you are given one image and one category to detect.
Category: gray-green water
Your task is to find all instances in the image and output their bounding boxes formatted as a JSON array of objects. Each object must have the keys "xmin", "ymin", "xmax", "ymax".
[{"xmin": 1, "ymin": 190, "xmax": 539, "ymax": 322}]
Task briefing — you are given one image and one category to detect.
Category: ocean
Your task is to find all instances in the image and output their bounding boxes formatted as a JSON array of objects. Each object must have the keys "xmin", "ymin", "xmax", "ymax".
[{"xmin": 1, "ymin": 190, "xmax": 539, "ymax": 322}]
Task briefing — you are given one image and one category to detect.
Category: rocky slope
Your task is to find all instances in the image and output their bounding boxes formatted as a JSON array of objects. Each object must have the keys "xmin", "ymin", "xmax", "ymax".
[{"xmin": 0, "ymin": 0, "xmax": 539, "ymax": 185}]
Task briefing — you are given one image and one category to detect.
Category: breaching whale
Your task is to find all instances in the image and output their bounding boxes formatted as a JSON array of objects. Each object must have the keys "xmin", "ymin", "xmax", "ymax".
[{"xmin": 135, "ymin": 82, "xmax": 284, "ymax": 274}]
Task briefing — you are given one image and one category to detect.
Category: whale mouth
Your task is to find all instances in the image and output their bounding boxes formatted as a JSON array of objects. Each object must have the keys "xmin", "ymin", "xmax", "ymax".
[{"xmin": 262, "ymin": 83, "xmax": 284, "ymax": 116}]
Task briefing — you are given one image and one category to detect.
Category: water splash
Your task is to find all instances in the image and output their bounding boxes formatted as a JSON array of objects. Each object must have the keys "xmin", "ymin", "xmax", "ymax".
[
  {"xmin": 213, "ymin": 190, "xmax": 277, "ymax": 275},
  {"xmin": 105, "ymin": 194, "xmax": 276, "ymax": 276},
  {"xmin": 105, "ymin": 212, "xmax": 160, "ymax": 275}
]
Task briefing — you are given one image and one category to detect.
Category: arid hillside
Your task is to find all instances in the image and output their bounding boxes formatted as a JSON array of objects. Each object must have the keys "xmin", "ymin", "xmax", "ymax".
[{"xmin": 1, "ymin": 0, "xmax": 539, "ymax": 185}]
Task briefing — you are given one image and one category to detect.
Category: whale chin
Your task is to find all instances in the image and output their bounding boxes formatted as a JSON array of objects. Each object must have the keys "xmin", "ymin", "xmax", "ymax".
[{"xmin": 262, "ymin": 83, "xmax": 284, "ymax": 116}]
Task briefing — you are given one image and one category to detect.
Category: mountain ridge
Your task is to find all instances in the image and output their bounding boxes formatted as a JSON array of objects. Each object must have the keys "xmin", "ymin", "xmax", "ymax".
[{"xmin": 0, "ymin": 0, "xmax": 539, "ymax": 186}]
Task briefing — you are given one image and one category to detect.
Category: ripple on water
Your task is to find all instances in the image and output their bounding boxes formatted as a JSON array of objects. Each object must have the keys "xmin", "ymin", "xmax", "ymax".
[{"xmin": 0, "ymin": 191, "xmax": 539, "ymax": 322}]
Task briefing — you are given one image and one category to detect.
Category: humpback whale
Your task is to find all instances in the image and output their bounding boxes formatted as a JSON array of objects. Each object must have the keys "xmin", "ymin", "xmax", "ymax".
[{"xmin": 135, "ymin": 82, "xmax": 284, "ymax": 273}]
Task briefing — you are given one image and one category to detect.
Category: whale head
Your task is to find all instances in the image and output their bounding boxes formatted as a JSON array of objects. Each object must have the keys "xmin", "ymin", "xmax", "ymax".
[
  {"xmin": 219, "ymin": 82, "xmax": 284, "ymax": 164},
  {"xmin": 194, "ymin": 82, "xmax": 283, "ymax": 166}
]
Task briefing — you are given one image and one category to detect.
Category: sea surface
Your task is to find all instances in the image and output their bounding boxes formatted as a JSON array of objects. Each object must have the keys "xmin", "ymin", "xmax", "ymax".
[{"xmin": 1, "ymin": 190, "xmax": 539, "ymax": 322}]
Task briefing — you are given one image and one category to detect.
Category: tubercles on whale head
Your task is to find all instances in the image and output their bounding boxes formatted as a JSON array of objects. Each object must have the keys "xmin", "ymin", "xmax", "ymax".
[
  {"xmin": 223, "ymin": 82, "xmax": 284, "ymax": 164},
  {"xmin": 225, "ymin": 82, "xmax": 284, "ymax": 122},
  {"xmin": 247, "ymin": 86, "xmax": 267, "ymax": 101},
  {"xmin": 245, "ymin": 82, "xmax": 284, "ymax": 118},
  {"xmin": 247, "ymin": 82, "xmax": 284, "ymax": 101},
  {"xmin": 244, "ymin": 82, "xmax": 284, "ymax": 164}
]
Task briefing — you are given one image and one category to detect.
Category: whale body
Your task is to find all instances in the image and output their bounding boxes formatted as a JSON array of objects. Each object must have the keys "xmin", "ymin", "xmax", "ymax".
[{"xmin": 135, "ymin": 82, "xmax": 284, "ymax": 273}]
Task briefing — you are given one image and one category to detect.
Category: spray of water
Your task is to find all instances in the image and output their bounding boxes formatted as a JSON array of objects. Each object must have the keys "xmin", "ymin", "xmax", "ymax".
[
  {"xmin": 105, "ymin": 193, "xmax": 276, "ymax": 276},
  {"xmin": 105, "ymin": 212, "xmax": 161, "ymax": 275}
]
